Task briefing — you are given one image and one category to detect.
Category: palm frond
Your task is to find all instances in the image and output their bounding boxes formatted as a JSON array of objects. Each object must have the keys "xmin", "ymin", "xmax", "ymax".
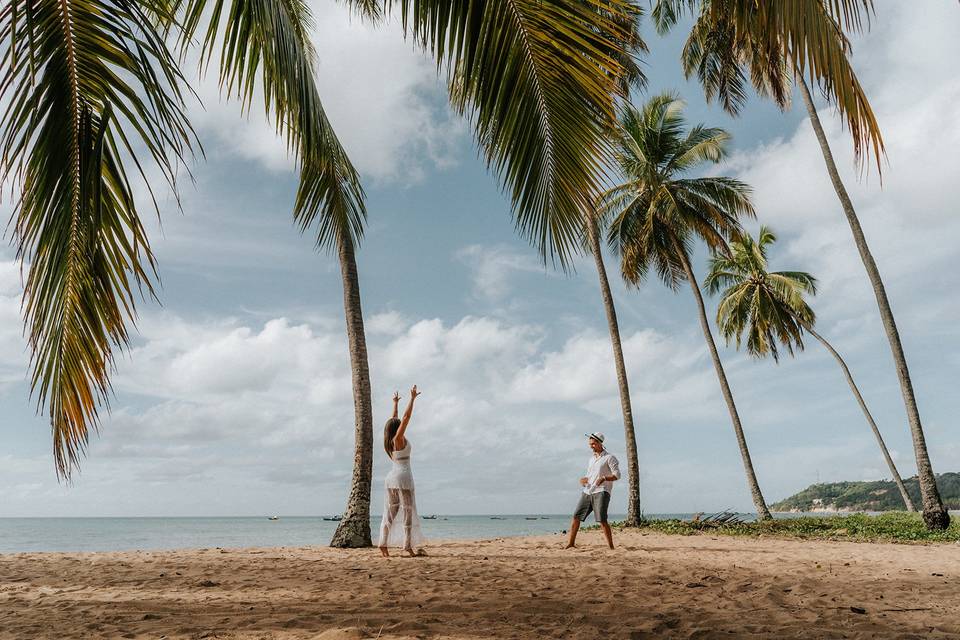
[
  {"xmin": 344, "ymin": 0, "xmax": 384, "ymax": 21},
  {"xmin": 177, "ymin": 0, "xmax": 367, "ymax": 249},
  {"xmin": 668, "ymin": 126, "xmax": 730, "ymax": 173},
  {"xmin": 1, "ymin": 0, "xmax": 197, "ymax": 478},
  {"xmin": 379, "ymin": 0, "xmax": 635, "ymax": 266},
  {"xmin": 658, "ymin": 0, "xmax": 883, "ymax": 168}
]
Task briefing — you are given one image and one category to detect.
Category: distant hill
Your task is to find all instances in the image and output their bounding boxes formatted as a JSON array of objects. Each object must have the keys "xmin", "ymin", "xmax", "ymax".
[{"xmin": 772, "ymin": 472, "xmax": 960, "ymax": 512}]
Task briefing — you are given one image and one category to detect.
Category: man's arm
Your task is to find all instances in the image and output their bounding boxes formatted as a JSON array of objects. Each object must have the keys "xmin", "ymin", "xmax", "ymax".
[{"xmin": 604, "ymin": 455, "xmax": 622, "ymax": 483}]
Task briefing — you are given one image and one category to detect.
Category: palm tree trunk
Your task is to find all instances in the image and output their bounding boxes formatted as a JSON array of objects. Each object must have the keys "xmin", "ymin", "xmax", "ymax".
[
  {"xmin": 330, "ymin": 233, "xmax": 374, "ymax": 548},
  {"xmin": 676, "ymin": 244, "xmax": 772, "ymax": 520},
  {"xmin": 805, "ymin": 326, "xmax": 915, "ymax": 511},
  {"xmin": 585, "ymin": 212, "xmax": 643, "ymax": 526},
  {"xmin": 797, "ymin": 77, "xmax": 948, "ymax": 529}
]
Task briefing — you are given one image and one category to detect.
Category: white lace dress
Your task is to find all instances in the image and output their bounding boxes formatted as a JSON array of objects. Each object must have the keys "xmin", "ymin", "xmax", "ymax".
[{"xmin": 378, "ymin": 441, "xmax": 426, "ymax": 551}]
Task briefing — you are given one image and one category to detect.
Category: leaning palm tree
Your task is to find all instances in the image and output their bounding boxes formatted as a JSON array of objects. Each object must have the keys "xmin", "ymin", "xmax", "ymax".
[
  {"xmin": 705, "ymin": 227, "xmax": 915, "ymax": 511},
  {"xmin": 600, "ymin": 94, "xmax": 772, "ymax": 519},
  {"xmin": 584, "ymin": 208, "xmax": 645, "ymax": 526},
  {"xmin": 652, "ymin": 0, "xmax": 950, "ymax": 529},
  {"xmin": 1, "ymin": 0, "xmax": 641, "ymax": 547},
  {"xmin": 580, "ymin": 4, "xmax": 648, "ymax": 527}
]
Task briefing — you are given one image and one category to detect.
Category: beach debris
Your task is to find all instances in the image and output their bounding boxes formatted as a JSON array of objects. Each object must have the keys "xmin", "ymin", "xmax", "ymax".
[
  {"xmin": 687, "ymin": 511, "xmax": 746, "ymax": 529},
  {"xmin": 849, "ymin": 606, "xmax": 867, "ymax": 614},
  {"xmin": 197, "ymin": 579, "xmax": 220, "ymax": 588}
]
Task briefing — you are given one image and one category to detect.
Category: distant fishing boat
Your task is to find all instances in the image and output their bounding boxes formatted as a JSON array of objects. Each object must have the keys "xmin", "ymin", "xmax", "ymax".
[
  {"xmin": 422, "ymin": 515, "xmax": 438, "ymax": 520},
  {"xmin": 489, "ymin": 516, "xmax": 505, "ymax": 520},
  {"xmin": 268, "ymin": 516, "xmax": 279, "ymax": 521},
  {"xmin": 322, "ymin": 515, "xmax": 342, "ymax": 521},
  {"xmin": 524, "ymin": 517, "xmax": 538, "ymax": 520}
]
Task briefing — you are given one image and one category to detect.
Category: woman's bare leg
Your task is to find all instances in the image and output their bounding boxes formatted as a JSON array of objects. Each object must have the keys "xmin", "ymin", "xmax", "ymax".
[{"xmin": 379, "ymin": 489, "xmax": 401, "ymax": 557}]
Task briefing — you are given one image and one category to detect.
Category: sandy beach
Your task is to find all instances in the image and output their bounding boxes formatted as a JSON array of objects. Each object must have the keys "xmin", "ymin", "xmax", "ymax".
[{"xmin": 2, "ymin": 529, "xmax": 958, "ymax": 639}]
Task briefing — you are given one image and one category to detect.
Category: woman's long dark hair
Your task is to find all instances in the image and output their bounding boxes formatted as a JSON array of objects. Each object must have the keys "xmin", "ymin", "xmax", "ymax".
[{"xmin": 384, "ymin": 418, "xmax": 401, "ymax": 456}]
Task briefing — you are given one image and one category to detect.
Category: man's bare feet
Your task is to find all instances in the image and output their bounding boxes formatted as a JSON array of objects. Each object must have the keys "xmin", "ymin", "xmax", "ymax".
[
  {"xmin": 379, "ymin": 546, "xmax": 390, "ymax": 557},
  {"xmin": 564, "ymin": 543, "xmax": 576, "ymax": 549}
]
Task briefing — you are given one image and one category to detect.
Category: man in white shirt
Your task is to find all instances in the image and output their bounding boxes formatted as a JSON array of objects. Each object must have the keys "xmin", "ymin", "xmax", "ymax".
[{"xmin": 565, "ymin": 432, "xmax": 621, "ymax": 549}]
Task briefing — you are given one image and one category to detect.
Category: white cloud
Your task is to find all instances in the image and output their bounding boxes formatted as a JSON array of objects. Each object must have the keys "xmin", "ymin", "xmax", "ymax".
[
  {"xmin": 366, "ymin": 310, "xmax": 409, "ymax": 336},
  {"xmin": 456, "ymin": 244, "xmax": 551, "ymax": 300},
  {"xmin": 0, "ymin": 307, "xmax": 731, "ymax": 515},
  {"xmin": 0, "ymin": 255, "xmax": 26, "ymax": 381}
]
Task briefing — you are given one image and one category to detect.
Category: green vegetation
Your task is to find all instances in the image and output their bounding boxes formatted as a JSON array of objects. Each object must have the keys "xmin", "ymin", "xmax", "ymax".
[
  {"xmin": 615, "ymin": 512, "xmax": 960, "ymax": 544},
  {"xmin": 771, "ymin": 473, "xmax": 960, "ymax": 513}
]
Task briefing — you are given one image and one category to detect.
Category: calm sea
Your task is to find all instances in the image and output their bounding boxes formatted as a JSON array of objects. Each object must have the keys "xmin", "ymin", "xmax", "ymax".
[{"xmin": 0, "ymin": 514, "xmax": 736, "ymax": 553}]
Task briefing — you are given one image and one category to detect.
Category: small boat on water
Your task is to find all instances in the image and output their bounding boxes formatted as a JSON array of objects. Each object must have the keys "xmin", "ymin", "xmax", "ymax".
[
  {"xmin": 422, "ymin": 515, "xmax": 438, "ymax": 520},
  {"xmin": 322, "ymin": 515, "xmax": 342, "ymax": 521},
  {"xmin": 489, "ymin": 516, "xmax": 505, "ymax": 520},
  {"xmin": 524, "ymin": 517, "xmax": 538, "ymax": 520},
  {"xmin": 268, "ymin": 516, "xmax": 279, "ymax": 521}
]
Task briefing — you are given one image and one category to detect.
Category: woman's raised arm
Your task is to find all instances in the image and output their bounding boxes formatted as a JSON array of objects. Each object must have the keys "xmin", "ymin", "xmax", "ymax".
[{"xmin": 394, "ymin": 385, "xmax": 421, "ymax": 450}]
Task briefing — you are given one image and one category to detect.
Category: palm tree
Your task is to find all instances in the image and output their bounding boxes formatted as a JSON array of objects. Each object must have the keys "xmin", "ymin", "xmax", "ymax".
[
  {"xmin": 582, "ymin": 4, "xmax": 648, "ymax": 528},
  {"xmin": 584, "ymin": 212, "xmax": 644, "ymax": 526},
  {"xmin": 600, "ymin": 94, "xmax": 772, "ymax": 519},
  {"xmin": 1, "ymin": 0, "xmax": 641, "ymax": 546},
  {"xmin": 652, "ymin": 0, "xmax": 950, "ymax": 529},
  {"xmin": 705, "ymin": 227, "xmax": 915, "ymax": 511}
]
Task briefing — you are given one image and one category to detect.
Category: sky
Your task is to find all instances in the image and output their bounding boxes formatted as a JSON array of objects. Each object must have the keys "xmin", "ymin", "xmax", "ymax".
[{"xmin": 1, "ymin": 1, "xmax": 958, "ymax": 518}]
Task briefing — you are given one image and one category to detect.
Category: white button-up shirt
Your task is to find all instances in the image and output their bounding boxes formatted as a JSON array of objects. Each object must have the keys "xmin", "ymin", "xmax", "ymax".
[{"xmin": 583, "ymin": 449, "xmax": 621, "ymax": 495}]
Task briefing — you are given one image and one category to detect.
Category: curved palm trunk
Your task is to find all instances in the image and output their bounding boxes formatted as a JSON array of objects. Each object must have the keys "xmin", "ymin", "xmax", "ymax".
[
  {"xmin": 805, "ymin": 326, "xmax": 915, "ymax": 511},
  {"xmin": 797, "ymin": 78, "xmax": 948, "ymax": 529},
  {"xmin": 330, "ymin": 233, "xmax": 374, "ymax": 548},
  {"xmin": 585, "ymin": 213, "xmax": 643, "ymax": 526},
  {"xmin": 677, "ymin": 246, "xmax": 772, "ymax": 520}
]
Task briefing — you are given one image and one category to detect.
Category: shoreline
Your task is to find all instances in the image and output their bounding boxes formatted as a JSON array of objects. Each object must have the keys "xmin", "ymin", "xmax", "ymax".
[
  {"xmin": 2, "ymin": 511, "xmax": 957, "ymax": 556},
  {"xmin": 2, "ymin": 530, "xmax": 957, "ymax": 639}
]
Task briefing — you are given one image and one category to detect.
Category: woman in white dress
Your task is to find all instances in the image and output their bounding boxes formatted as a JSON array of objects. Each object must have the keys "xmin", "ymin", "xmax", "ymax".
[{"xmin": 378, "ymin": 385, "xmax": 427, "ymax": 557}]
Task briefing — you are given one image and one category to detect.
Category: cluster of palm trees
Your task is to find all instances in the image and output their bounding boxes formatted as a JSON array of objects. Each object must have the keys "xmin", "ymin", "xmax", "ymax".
[
  {"xmin": 600, "ymin": 93, "xmax": 918, "ymax": 521},
  {"xmin": 0, "ymin": 0, "xmax": 949, "ymax": 543}
]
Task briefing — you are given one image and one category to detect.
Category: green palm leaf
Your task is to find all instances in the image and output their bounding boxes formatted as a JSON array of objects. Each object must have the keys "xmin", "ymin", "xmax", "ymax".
[
  {"xmin": 653, "ymin": 0, "xmax": 883, "ymax": 168},
  {"xmin": 367, "ymin": 0, "xmax": 639, "ymax": 265},
  {"xmin": 176, "ymin": 0, "xmax": 367, "ymax": 249},
  {"xmin": 1, "ymin": 0, "xmax": 198, "ymax": 478}
]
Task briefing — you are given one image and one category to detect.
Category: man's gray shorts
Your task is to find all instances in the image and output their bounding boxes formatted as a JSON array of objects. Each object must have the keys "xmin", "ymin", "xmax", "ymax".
[{"xmin": 573, "ymin": 491, "xmax": 611, "ymax": 523}]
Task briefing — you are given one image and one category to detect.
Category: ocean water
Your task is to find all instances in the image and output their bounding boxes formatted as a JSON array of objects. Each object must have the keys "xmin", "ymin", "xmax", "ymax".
[
  {"xmin": 0, "ymin": 512, "xmax": 830, "ymax": 554},
  {"xmin": 0, "ymin": 514, "xmax": 712, "ymax": 553}
]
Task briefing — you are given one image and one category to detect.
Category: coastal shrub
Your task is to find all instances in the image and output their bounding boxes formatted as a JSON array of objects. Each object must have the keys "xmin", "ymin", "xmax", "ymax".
[{"xmin": 611, "ymin": 512, "xmax": 960, "ymax": 543}]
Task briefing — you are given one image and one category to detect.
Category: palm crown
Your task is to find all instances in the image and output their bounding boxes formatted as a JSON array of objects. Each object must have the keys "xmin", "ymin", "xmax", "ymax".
[
  {"xmin": 705, "ymin": 227, "xmax": 818, "ymax": 362},
  {"xmin": 600, "ymin": 93, "xmax": 754, "ymax": 286},
  {"xmin": 651, "ymin": 0, "xmax": 884, "ymax": 168}
]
